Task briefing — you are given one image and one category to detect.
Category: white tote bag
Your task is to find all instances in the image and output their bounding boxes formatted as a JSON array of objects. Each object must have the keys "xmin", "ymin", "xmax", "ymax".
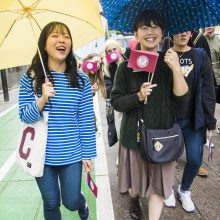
[{"xmin": 16, "ymin": 111, "xmax": 48, "ymax": 177}]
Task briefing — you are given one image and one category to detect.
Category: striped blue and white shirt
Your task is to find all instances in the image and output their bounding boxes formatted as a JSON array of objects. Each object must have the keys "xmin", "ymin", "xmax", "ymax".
[{"xmin": 19, "ymin": 71, "xmax": 97, "ymax": 166}]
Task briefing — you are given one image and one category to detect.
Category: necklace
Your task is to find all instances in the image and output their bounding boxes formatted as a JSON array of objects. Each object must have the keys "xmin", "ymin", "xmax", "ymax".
[{"xmin": 179, "ymin": 52, "xmax": 185, "ymax": 58}]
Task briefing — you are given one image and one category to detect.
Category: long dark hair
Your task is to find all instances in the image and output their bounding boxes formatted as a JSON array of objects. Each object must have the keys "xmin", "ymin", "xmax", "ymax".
[{"xmin": 27, "ymin": 21, "xmax": 83, "ymax": 94}]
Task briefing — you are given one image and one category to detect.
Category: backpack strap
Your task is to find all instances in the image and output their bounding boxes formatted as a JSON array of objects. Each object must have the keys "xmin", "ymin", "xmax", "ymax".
[{"xmin": 193, "ymin": 32, "xmax": 203, "ymax": 47}]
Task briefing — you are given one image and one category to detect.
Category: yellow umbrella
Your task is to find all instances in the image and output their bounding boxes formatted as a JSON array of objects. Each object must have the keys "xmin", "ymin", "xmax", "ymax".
[{"xmin": 0, "ymin": 0, "xmax": 104, "ymax": 70}]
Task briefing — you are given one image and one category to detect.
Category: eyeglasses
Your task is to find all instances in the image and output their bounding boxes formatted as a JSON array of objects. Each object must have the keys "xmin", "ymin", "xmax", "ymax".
[
  {"xmin": 139, "ymin": 25, "xmax": 161, "ymax": 33},
  {"xmin": 106, "ymin": 47, "xmax": 117, "ymax": 54}
]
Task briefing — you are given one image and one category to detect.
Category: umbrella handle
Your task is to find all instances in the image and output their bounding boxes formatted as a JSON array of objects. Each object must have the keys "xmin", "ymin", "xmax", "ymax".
[{"xmin": 28, "ymin": 17, "xmax": 48, "ymax": 82}]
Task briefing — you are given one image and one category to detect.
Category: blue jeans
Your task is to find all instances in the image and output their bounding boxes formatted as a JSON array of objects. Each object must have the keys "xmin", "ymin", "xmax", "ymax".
[
  {"xmin": 176, "ymin": 118, "xmax": 206, "ymax": 191},
  {"xmin": 35, "ymin": 162, "xmax": 85, "ymax": 220}
]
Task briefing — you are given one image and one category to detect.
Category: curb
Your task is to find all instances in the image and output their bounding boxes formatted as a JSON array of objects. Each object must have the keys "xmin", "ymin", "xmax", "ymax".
[{"xmin": 94, "ymin": 94, "xmax": 115, "ymax": 220}]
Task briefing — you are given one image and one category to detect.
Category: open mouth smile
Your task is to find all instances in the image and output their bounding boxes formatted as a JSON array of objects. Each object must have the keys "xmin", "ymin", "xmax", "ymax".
[{"xmin": 56, "ymin": 46, "xmax": 66, "ymax": 53}]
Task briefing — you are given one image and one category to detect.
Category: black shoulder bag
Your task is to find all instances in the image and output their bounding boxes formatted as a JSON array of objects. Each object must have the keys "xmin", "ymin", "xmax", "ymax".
[
  {"xmin": 137, "ymin": 104, "xmax": 184, "ymax": 163},
  {"xmin": 129, "ymin": 70, "xmax": 184, "ymax": 163}
]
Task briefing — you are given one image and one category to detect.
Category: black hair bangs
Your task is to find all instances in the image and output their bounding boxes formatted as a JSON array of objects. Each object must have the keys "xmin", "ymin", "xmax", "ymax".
[{"xmin": 133, "ymin": 10, "xmax": 164, "ymax": 32}]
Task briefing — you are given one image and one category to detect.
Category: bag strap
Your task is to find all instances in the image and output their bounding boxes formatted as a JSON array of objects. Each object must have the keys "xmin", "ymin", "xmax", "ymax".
[
  {"xmin": 129, "ymin": 70, "xmax": 145, "ymax": 126},
  {"xmin": 129, "ymin": 70, "xmax": 143, "ymax": 132},
  {"xmin": 137, "ymin": 103, "xmax": 144, "ymax": 120},
  {"xmin": 130, "ymin": 69, "xmax": 138, "ymax": 93},
  {"xmin": 129, "ymin": 70, "xmax": 142, "ymax": 117},
  {"xmin": 193, "ymin": 32, "xmax": 203, "ymax": 47}
]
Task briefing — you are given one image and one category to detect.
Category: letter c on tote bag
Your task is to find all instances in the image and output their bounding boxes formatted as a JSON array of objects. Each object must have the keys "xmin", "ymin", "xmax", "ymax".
[{"xmin": 16, "ymin": 112, "xmax": 48, "ymax": 177}]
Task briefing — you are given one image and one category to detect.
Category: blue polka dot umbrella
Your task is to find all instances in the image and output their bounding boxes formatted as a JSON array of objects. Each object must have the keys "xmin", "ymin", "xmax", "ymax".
[{"xmin": 100, "ymin": 0, "xmax": 220, "ymax": 35}]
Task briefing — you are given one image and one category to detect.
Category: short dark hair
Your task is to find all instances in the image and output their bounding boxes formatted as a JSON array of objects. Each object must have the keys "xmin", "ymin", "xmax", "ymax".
[{"xmin": 133, "ymin": 10, "xmax": 164, "ymax": 33}]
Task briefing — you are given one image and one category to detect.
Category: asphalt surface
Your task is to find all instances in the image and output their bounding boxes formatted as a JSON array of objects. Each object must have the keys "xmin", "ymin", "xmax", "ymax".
[
  {"xmin": 98, "ymin": 96, "xmax": 220, "ymax": 220},
  {"xmin": 1, "ymin": 89, "xmax": 220, "ymax": 220}
]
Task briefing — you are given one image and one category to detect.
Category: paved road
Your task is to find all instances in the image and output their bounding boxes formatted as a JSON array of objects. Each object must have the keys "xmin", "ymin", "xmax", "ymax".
[
  {"xmin": 0, "ymin": 90, "xmax": 106, "ymax": 220},
  {"xmin": 1, "ymin": 89, "xmax": 220, "ymax": 220},
  {"xmin": 98, "ymin": 95, "xmax": 220, "ymax": 220}
]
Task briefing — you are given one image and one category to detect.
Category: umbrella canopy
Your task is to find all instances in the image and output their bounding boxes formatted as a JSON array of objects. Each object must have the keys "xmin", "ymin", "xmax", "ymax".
[
  {"xmin": 0, "ymin": 0, "xmax": 104, "ymax": 70},
  {"xmin": 100, "ymin": 0, "xmax": 220, "ymax": 35}
]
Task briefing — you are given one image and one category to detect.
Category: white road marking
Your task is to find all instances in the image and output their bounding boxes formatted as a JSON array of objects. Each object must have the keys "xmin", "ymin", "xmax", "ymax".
[
  {"xmin": 0, "ymin": 104, "xmax": 17, "ymax": 118},
  {"xmin": 0, "ymin": 95, "xmax": 115, "ymax": 219},
  {"xmin": 0, "ymin": 151, "xmax": 16, "ymax": 182},
  {"xmin": 93, "ymin": 93, "xmax": 115, "ymax": 220},
  {"xmin": 0, "ymin": 104, "xmax": 18, "ymax": 181}
]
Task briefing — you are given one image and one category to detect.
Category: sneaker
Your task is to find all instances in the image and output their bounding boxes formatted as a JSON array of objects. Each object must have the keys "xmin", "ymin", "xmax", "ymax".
[
  {"xmin": 164, "ymin": 189, "xmax": 176, "ymax": 208},
  {"xmin": 78, "ymin": 204, "xmax": 89, "ymax": 220},
  {"xmin": 177, "ymin": 185, "xmax": 195, "ymax": 213},
  {"xmin": 197, "ymin": 167, "xmax": 208, "ymax": 177},
  {"xmin": 78, "ymin": 193, "xmax": 89, "ymax": 220}
]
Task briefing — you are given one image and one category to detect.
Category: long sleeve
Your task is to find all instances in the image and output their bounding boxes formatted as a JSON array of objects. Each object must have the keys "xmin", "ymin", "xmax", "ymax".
[
  {"xmin": 201, "ymin": 51, "xmax": 217, "ymax": 130},
  {"xmin": 77, "ymin": 76, "xmax": 97, "ymax": 159},
  {"xmin": 19, "ymin": 73, "xmax": 42, "ymax": 124},
  {"xmin": 111, "ymin": 62, "xmax": 140, "ymax": 112}
]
